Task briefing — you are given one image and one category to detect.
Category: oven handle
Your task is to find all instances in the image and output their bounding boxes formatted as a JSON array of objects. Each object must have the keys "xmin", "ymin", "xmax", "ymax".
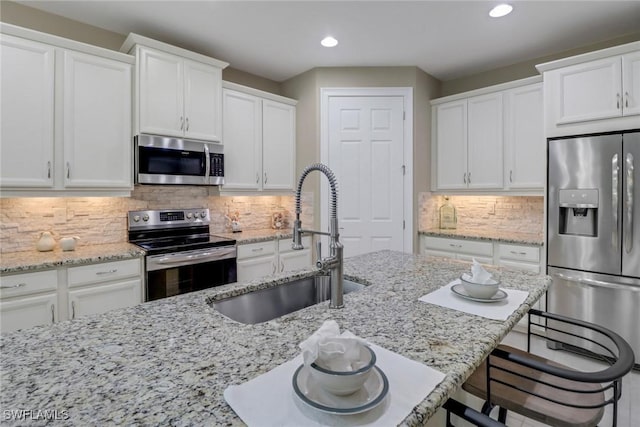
[{"xmin": 146, "ymin": 247, "xmax": 236, "ymax": 271}]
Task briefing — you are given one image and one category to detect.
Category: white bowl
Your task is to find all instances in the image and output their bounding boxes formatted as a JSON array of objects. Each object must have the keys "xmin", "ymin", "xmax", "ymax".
[
  {"xmin": 460, "ymin": 275, "xmax": 500, "ymax": 299},
  {"xmin": 309, "ymin": 345, "xmax": 376, "ymax": 396}
]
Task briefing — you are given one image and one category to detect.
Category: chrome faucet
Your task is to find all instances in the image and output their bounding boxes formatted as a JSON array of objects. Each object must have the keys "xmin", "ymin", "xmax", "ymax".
[{"xmin": 292, "ymin": 163, "xmax": 344, "ymax": 309}]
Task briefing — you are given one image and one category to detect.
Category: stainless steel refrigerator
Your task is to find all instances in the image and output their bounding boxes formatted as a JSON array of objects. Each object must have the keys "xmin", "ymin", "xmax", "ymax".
[{"xmin": 547, "ymin": 131, "xmax": 640, "ymax": 363}]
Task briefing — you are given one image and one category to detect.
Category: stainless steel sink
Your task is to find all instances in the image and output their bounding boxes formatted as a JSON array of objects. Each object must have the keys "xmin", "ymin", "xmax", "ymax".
[{"xmin": 211, "ymin": 276, "xmax": 365, "ymax": 324}]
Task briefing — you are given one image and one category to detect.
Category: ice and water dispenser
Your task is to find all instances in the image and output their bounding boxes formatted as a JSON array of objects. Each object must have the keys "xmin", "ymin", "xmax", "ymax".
[{"xmin": 558, "ymin": 189, "xmax": 598, "ymax": 237}]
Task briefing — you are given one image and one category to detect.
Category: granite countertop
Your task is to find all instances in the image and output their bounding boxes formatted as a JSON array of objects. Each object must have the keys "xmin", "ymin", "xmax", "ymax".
[
  {"xmin": 0, "ymin": 243, "xmax": 145, "ymax": 274},
  {"xmin": 420, "ymin": 229, "xmax": 544, "ymax": 246},
  {"xmin": 213, "ymin": 228, "xmax": 293, "ymax": 244},
  {"xmin": 0, "ymin": 250, "xmax": 550, "ymax": 426}
]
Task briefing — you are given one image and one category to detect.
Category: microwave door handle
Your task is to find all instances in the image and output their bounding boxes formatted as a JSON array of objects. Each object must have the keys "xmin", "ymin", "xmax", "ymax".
[
  {"xmin": 204, "ymin": 144, "xmax": 211, "ymax": 184},
  {"xmin": 626, "ymin": 153, "xmax": 634, "ymax": 253},
  {"xmin": 612, "ymin": 153, "xmax": 619, "ymax": 248}
]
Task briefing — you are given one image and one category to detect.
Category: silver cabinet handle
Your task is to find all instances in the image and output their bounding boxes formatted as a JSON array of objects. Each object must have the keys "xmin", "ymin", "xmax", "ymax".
[
  {"xmin": 448, "ymin": 243, "xmax": 462, "ymax": 248},
  {"xmin": 186, "ymin": 117, "xmax": 190, "ymax": 131},
  {"xmin": 47, "ymin": 161, "xmax": 51, "ymax": 179},
  {"xmin": 625, "ymin": 152, "xmax": 634, "ymax": 254},
  {"xmin": 468, "ymin": 172, "xmax": 471, "ymax": 184},
  {"xmin": 264, "ymin": 172, "xmax": 268, "ymax": 184},
  {"xmin": 617, "ymin": 93, "xmax": 621, "ymax": 109},
  {"xmin": 0, "ymin": 283, "xmax": 26, "ymax": 289},
  {"xmin": 71, "ymin": 301, "xmax": 76, "ymax": 320},
  {"xmin": 180, "ymin": 116, "xmax": 184, "ymax": 130},
  {"xmin": 612, "ymin": 153, "xmax": 619, "ymax": 248},
  {"xmin": 625, "ymin": 91, "xmax": 629, "ymax": 108},
  {"xmin": 463, "ymin": 173, "xmax": 467, "ymax": 184},
  {"xmin": 256, "ymin": 172, "xmax": 260, "ymax": 184},
  {"xmin": 66, "ymin": 162, "xmax": 70, "ymax": 179},
  {"xmin": 510, "ymin": 251, "xmax": 527, "ymax": 256},
  {"xmin": 51, "ymin": 304, "xmax": 55, "ymax": 323},
  {"xmin": 280, "ymin": 260, "xmax": 284, "ymax": 272},
  {"xmin": 271, "ymin": 262, "xmax": 276, "ymax": 275},
  {"xmin": 551, "ymin": 272, "xmax": 640, "ymax": 291},
  {"xmin": 510, "ymin": 170, "xmax": 513, "ymax": 183},
  {"xmin": 96, "ymin": 269, "xmax": 117, "ymax": 275},
  {"xmin": 251, "ymin": 247, "xmax": 264, "ymax": 252}
]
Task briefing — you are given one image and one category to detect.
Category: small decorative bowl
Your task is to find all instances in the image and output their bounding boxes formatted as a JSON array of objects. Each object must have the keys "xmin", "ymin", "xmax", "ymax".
[
  {"xmin": 460, "ymin": 275, "xmax": 500, "ymax": 299},
  {"xmin": 309, "ymin": 345, "xmax": 376, "ymax": 396}
]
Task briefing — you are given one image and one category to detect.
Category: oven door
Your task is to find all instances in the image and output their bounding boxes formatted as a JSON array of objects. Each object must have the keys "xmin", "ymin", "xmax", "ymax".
[
  {"xmin": 135, "ymin": 134, "xmax": 209, "ymax": 185},
  {"xmin": 145, "ymin": 246, "xmax": 237, "ymax": 301}
]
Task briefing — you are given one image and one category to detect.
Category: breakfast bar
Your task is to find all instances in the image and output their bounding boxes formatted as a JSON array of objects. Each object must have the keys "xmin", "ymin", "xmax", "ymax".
[{"xmin": 0, "ymin": 250, "xmax": 550, "ymax": 426}]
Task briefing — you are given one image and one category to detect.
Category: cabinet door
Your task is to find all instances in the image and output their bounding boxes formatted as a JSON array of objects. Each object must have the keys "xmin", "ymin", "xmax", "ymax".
[
  {"xmin": 221, "ymin": 89, "xmax": 262, "ymax": 189},
  {"xmin": 0, "ymin": 35, "xmax": 54, "ymax": 187},
  {"xmin": 68, "ymin": 279, "xmax": 141, "ymax": 320},
  {"xmin": 0, "ymin": 293, "xmax": 57, "ymax": 333},
  {"xmin": 279, "ymin": 249, "xmax": 312, "ymax": 273},
  {"xmin": 237, "ymin": 256, "xmax": 276, "ymax": 282},
  {"xmin": 184, "ymin": 59, "xmax": 222, "ymax": 141},
  {"xmin": 622, "ymin": 51, "xmax": 640, "ymax": 117},
  {"xmin": 434, "ymin": 101, "xmax": 467, "ymax": 190},
  {"xmin": 467, "ymin": 93, "xmax": 503, "ymax": 189},
  {"xmin": 262, "ymin": 100, "xmax": 296, "ymax": 190},
  {"xmin": 138, "ymin": 47, "xmax": 183, "ymax": 137},
  {"xmin": 553, "ymin": 57, "xmax": 622, "ymax": 124},
  {"xmin": 63, "ymin": 51, "xmax": 132, "ymax": 188},
  {"xmin": 504, "ymin": 83, "xmax": 544, "ymax": 190}
]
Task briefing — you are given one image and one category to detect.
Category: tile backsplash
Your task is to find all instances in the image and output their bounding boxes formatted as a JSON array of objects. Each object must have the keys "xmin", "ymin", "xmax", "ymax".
[
  {"xmin": 419, "ymin": 193, "xmax": 544, "ymax": 237},
  {"xmin": 0, "ymin": 186, "xmax": 313, "ymax": 253}
]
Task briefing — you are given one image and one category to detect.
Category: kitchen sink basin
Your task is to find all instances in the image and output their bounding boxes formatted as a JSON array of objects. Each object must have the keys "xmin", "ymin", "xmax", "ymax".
[{"xmin": 211, "ymin": 276, "xmax": 365, "ymax": 324}]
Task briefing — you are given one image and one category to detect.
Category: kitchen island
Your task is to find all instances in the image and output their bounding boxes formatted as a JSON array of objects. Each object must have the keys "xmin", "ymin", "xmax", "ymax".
[{"xmin": 0, "ymin": 250, "xmax": 550, "ymax": 426}]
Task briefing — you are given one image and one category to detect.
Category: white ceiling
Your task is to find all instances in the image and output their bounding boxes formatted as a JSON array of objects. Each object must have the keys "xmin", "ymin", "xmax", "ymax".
[{"xmin": 16, "ymin": 1, "xmax": 640, "ymax": 82}]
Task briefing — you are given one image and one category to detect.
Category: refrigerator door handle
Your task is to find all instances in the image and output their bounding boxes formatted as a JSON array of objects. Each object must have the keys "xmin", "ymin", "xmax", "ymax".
[
  {"xmin": 612, "ymin": 154, "xmax": 619, "ymax": 248},
  {"xmin": 551, "ymin": 272, "xmax": 639, "ymax": 291},
  {"xmin": 626, "ymin": 153, "xmax": 634, "ymax": 254}
]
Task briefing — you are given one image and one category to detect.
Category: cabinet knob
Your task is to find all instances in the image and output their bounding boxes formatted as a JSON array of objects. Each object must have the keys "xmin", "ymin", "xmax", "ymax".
[{"xmin": 0, "ymin": 283, "xmax": 26, "ymax": 289}]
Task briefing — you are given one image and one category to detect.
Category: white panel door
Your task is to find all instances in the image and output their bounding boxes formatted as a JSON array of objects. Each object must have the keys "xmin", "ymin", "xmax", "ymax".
[
  {"xmin": 221, "ymin": 89, "xmax": 262, "ymax": 190},
  {"xmin": 237, "ymin": 256, "xmax": 276, "ymax": 282},
  {"xmin": 138, "ymin": 47, "xmax": 183, "ymax": 137},
  {"xmin": 262, "ymin": 99, "xmax": 295, "ymax": 190},
  {"xmin": 184, "ymin": 59, "xmax": 222, "ymax": 141},
  {"xmin": 434, "ymin": 100, "xmax": 467, "ymax": 190},
  {"xmin": 63, "ymin": 50, "xmax": 132, "ymax": 188},
  {"xmin": 467, "ymin": 92, "xmax": 503, "ymax": 189},
  {"xmin": 504, "ymin": 83, "xmax": 544, "ymax": 190},
  {"xmin": 68, "ymin": 279, "xmax": 141, "ymax": 320},
  {"xmin": 328, "ymin": 96, "xmax": 404, "ymax": 257},
  {"xmin": 0, "ymin": 293, "xmax": 57, "ymax": 333},
  {"xmin": 622, "ymin": 51, "xmax": 640, "ymax": 117},
  {"xmin": 554, "ymin": 57, "xmax": 622, "ymax": 124},
  {"xmin": 0, "ymin": 35, "xmax": 54, "ymax": 187}
]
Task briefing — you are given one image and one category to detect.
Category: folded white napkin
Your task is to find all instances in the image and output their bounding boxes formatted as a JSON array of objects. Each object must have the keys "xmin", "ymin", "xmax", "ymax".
[
  {"xmin": 461, "ymin": 258, "xmax": 494, "ymax": 284},
  {"xmin": 299, "ymin": 320, "xmax": 368, "ymax": 371},
  {"xmin": 418, "ymin": 279, "xmax": 529, "ymax": 321}
]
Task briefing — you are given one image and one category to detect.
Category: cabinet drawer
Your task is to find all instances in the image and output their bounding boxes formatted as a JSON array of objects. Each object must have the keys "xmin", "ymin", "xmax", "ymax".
[
  {"xmin": 0, "ymin": 270, "xmax": 58, "ymax": 299},
  {"xmin": 237, "ymin": 240, "xmax": 276, "ymax": 259},
  {"xmin": 68, "ymin": 259, "xmax": 141, "ymax": 288},
  {"xmin": 498, "ymin": 244, "xmax": 540, "ymax": 263},
  {"xmin": 499, "ymin": 260, "xmax": 541, "ymax": 274},
  {"xmin": 278, "ymin": 236, "xmax": 311, "ymax": 253},
  {"xmin": 425, "ymin": 236, "xmax": 493, "ymax": 257}
]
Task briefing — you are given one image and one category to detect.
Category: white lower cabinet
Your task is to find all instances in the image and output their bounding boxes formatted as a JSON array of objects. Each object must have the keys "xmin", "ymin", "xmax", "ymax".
[
  {"xmin": 497, "ymin": 243, "xmax": 541, "ymax": 273},
  {"xmin": 0, "ymin": 258, "xmax": 143, "ymax": 332},
  {"xmin": 0, "ymin": 269, "xmax": 58, "ymax": 333},
  {"xmin": 421, "ymin": 236, "xmax": 493, "ymax": 264},
  {"xmin": 237, "ymin": 237, "xmax": 312, "ymax": 282}
]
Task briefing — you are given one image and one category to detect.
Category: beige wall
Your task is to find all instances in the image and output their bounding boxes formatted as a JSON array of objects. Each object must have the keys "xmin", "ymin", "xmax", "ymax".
[
  {"xmin": 281, "ymin": 66, "xmax": 441, "ymax": 252},
  {"xmin": 442, "ymin": 31, "xmax": 640, "ymax": 96}
]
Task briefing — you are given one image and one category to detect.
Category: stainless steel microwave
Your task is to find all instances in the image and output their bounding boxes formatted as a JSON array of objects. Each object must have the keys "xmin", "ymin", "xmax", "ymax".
[{"xmin": 134, "ymin": 134, "xmax": 224, "ymax": 185}]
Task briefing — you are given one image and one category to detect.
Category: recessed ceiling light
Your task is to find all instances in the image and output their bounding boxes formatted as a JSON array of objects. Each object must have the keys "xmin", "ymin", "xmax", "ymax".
[
  {"xmin": 489, "ymin": 4, "xmax": 513, "ymax": 18},
  {"xmin": 321, "ymin": 36, "xmax": 338, "ymax": 48}
]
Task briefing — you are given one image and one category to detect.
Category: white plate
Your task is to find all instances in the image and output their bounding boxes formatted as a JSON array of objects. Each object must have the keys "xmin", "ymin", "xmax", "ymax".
[
  {"xmin": 451, "ymin": 283, "xmax": 508, "ymax": 303},
  {"xmin": 292, "ymin": 364, "xmax": 389, "ymax": 415}
]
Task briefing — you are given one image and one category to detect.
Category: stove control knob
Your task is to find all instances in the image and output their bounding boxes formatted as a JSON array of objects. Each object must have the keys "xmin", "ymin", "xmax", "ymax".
[
  {"xmin": 142, "ymin": 214, "xmax": 149, "ymax": 222},
  {"xmin": 133, "ymin": 215, "xmax": 140, "ymax": 222},
  {"xmin": 200, "ymin": 211, "xmax": 207, "ymax": 218},
  {"xmin": 186, "ymin": 212, "xmax": 193, "ymax": 219}
]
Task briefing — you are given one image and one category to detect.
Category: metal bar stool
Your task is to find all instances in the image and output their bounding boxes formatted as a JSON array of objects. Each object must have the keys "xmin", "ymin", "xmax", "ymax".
[{"xmin": 462, "ymin": 309, "xmax": 635, "ymax": 427}]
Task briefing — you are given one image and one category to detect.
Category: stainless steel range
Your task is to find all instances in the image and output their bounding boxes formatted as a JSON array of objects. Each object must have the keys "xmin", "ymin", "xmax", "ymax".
[{"xmin": 128, "ymin": 208, "xmax": 236, "ymax": 301}]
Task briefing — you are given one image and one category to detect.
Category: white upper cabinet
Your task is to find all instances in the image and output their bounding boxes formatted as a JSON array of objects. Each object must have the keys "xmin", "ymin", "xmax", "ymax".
[
  {"xmin": 537, "ymin": 41, "xmax": 640, "ymax": 137},
  {"xmin": 63, "ymin": 50, "xmax": 132, "ymax": 188},
  {"xmin": 222, "ymin": 82, "xmax": 297, "ymax": 192},
  {"xmin": 432, "ymin": 78, "xmax": 540, "ymax": 193},
  {"xmin": 0, "ymin": 24, "xmax": 134, "ymax": 196},
  {"xmin": 0, "ymin": 34, "xmax": 54, "ymax": 188},
  {"xmin": 504, "ymin": 83, "xmax": 545, "ymax": 190},
  {"xmin": 121, "ymin": 33, "xmax": 228, "ymax": 143}
]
